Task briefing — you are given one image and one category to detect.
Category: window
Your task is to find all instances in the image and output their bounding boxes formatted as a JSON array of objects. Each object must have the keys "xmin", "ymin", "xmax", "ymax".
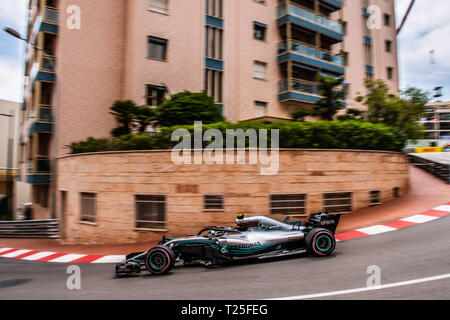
[
  {"xmin": 270, "ymin": 194, "xmax": 307, "ymax": 216},
  {"xmin": 35, "ymin": 185, "xmax": 49, "ymax": 208},
  {"xmin": 364, "ymin": 44, "xmax": 372, "ymax": 66},
  {"xmin": 204, "ymin": 195, "xmax": 224, "ymax": 211},
  {"xmin": 205, "ymin": 26, "xmax": 223, "ymax": 60},
  {"xmin": 253, "ymin": 61, "xmax": 267, "ymax": 79},
  {"xmin": 384, "ymin": 13, "xmax": 391, "ymax": 26},
  {"xmin": 393, "ymin": 187, "xmax": 400, "ymax": 198},
  {"xmin": 146, "ymin": 84, "xmax": 166, "ymax": 106},
  {"xmin": 206, "ymin": 0, "xmax": 223, "ymax": 18},
  {"xmin": 385, "ymin": 40, "xmax": 392, "ymax": 52},
  {"xmin": 253, "ymin": 0, "xmax": 265, "ymax": 3},
  {"xmin": 387, "ymin": 67, "xmax": 394, "ymax": 80},
  {"xmin": 149, "ymin": 0, "xmax": 168, "ymax": 13},
  {"xmin": 254, "ymin": 101, "xmax": 267, "ymax": 118},
  {"xmin": 370, "ymin": 190, "xmax": 381, "ymax": 206},
  {"xmin": 323, "ymin": 192, "xmax": 352, "ymax": 213},
  {"xmin": 80, "ymin": 192, "xmax": 96, "ymax": 223},
  {"xmin": 135, "ymin": 195, "xmax": 166, "ymax": 229},
  {"xmin": 254, "ymin": 22, "xmax": 267, "ymax": 41},
  {"xmin": 204, "ymin": 69, "xmax": 223, "ymax": 103},
  {"xmin": 147, "ymin": 36, "xmax": 167, "ymax": 60}
]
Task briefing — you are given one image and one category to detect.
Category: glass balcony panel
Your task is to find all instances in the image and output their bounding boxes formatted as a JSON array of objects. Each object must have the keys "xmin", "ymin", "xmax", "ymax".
[
  {"xmin": 41, "ymin": 55, "xmax": 56, "ymax": 72},
  {"xmin": 36, "ymin": 159, "xmax": 51, "ymax": 173},
  {"xmin": 278, "ymin": 4, "xmax": 343, "ymax": 34},
  {"xmin": 38, "ymin": 106, "xmax": 53, "ymax": 122},
  {"xmin": 279, "ymin": 79, "xmax": 318, "ymax": 95},
  {"xmin": 44, "ymin": 7, "xmax": 58, "ymax": 23},
  {"xmin": 279, "ymin": 41, "xmax": 344, "ymax": 66}
]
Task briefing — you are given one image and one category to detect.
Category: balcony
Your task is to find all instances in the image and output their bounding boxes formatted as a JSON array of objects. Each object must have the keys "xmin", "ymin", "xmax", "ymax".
[
  {"xmin": 278, "ymin": 40, "xmax": 345, "ymax": 74},
  {"xmin": 278, "ymin": 78, "xmax": 321, "ymax": 104},
  {"xmin": 29, "ymin": 121, "xmax": 53, "ymax": 135},
  {"xmin": 278, "ymin": 3, "xmax": 343, "ymax": 41}
]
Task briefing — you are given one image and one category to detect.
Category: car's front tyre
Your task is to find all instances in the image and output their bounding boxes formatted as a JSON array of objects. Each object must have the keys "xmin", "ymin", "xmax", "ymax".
[
  {"xmin": 145, "ymin": 245, "xmax": 176, "ymax": 275},
  {"xmin": 305, "ymin": 228, "xmax": 336, "ymax": 256}
]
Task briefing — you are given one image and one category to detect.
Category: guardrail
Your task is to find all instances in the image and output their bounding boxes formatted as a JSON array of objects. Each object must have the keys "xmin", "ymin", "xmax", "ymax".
[
  {"xmin": 0, "ymin": 219, "xmax": 59, "ymax": 238},
  {"xmin": 408, "ymin": 154, "xmax": 450, "ymax": 184}
]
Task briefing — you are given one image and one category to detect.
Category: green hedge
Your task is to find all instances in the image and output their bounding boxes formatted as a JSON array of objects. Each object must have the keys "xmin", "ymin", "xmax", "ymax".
[{"xmin": 69, "ymin": 121, "xmax": 406, "ymax": 154}]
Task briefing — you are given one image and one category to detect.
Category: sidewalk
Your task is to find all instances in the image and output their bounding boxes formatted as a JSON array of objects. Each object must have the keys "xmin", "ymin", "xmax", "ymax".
[{"xmin": 0, "ymin": 165, "xmax": 449, "ymax": 256}]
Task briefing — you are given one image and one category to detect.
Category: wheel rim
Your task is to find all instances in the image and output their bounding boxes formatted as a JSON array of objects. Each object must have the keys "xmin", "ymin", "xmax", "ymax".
[
  {"xmin": 149, "ymin": 252, "xmax": 167, "ymax": 270},
  {"xmin": 316, "ymin": 235, "xmax": 332, "ymax": 252}
]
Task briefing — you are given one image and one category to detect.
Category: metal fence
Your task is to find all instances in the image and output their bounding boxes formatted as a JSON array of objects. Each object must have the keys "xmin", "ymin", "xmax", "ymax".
[
  {"xmin": 409, "ymin": 154, "xmax": 450, "ymax": 184},
  {"xmin": 0, "ymin": 219, "xmax": 59, "ymax": 238}
]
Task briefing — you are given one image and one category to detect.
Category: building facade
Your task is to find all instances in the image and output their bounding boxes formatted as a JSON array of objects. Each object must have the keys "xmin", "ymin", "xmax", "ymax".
[
  {"xmin": 0, "ymin": 99, "xmax": 22, "ymax": 219},
  {"xmin": 423, "ymin": 102, "xmax": 450, "ymax": 140},
  {"xmin": 19, "ymin": 0, "xmax": 399, "ymax": 219}
]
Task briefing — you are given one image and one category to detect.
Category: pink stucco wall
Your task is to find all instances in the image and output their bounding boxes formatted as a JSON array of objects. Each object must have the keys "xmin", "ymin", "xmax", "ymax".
[{"xmin": 53, "ymin": 0, "xmax": 399, "ymax": 157}]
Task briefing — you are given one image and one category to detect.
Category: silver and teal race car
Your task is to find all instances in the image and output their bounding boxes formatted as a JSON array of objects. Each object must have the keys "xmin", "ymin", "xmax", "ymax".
[{"xmin": 115, "ymin": 212, "xmax": 341, "ymax": 276}]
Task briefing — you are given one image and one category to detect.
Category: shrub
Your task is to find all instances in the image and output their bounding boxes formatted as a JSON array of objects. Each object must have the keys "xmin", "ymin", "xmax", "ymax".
[{"xmin": 69, "ymin": 121, "xmax": 406, "ymax": 154}]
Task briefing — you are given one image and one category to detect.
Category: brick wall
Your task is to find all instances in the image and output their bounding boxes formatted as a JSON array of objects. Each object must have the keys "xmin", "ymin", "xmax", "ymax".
[{"xmin": 56, "ymin": 149, "xmax": 409, "ymax": 244}]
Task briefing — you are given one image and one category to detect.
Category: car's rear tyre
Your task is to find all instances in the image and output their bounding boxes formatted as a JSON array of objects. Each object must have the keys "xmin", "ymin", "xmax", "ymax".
[
  {"xmin": 306, "ymin": 228, "xmax": 336, "ymax": 256},
  {"xmin": 145, "ymin": 245, "xmax": 175, "ymax": 275}
]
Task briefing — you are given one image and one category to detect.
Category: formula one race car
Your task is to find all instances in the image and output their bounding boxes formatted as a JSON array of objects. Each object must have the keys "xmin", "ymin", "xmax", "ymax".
[{"xmin": 115, "ymin": 212, "xmax": 341, "ymax": 276}]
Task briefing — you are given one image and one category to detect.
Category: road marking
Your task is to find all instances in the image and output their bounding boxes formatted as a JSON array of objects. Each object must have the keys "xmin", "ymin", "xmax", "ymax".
[
  {"xmin": 48, "ymin": 254, "xmax": 86, "ymax": 263},
  {"xmin": 356, "ymin": 225, "xmax": 397, "ymax": 235},
  {"xmin": 2, "ymin": 249, "xmax": 32, "ymax": 258},
  {"xmin": 266, "ymin": 273, "xmax": 450, "ymax": 300},
  {"xmin": 22, "ymin": 251, "xmax": 56, "ymax": 261},
  {"xmin": 91, "ymin": 255, "xmax": 126, "ymax": 263},
  {"xmin": 433, "ymin": 205, "xmax": 450, "ymax": 212},
  {"xmin": 401, "ymin": 214, "xmax": 439, "ymax": 224}
]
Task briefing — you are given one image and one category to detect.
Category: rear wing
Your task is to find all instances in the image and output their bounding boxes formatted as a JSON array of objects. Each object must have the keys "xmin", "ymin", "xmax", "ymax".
[{"xmin": 308, "ymin": 212, "xmax": 341, "ymax": 233}]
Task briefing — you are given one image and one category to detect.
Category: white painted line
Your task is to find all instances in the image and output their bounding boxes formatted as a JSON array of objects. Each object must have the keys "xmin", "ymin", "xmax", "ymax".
[
  {"xmin": 401, "ymin": 214, "xmax": 439, "ymax": 224},
  {"xmin": 22, "ymin": 251, "xmax": 56, "ymax": 261},
  {"xmin": 2, "ymin": 249, "xmax": 32, "ymax": 258},
  {"xmin": 48, "ymin": 254, "xmax": 86, "ymax": 263},
  {"xmin": 266, "ymin": 273, "xmax": 450, "ymax": 300},
  {"xmin": 91, "ymin": 255, "xmax": 126, "ymax": 263},
  {"xmin": 433, "ymin": 205, "xmax": 450, "ymax": 212},
  {"xmin": 356, "ymin": 225, "xmax": 397, "ymax": 235},
  {"xmin": 0, "ymin": 248, "xmax": 12, "ymax": 254}
]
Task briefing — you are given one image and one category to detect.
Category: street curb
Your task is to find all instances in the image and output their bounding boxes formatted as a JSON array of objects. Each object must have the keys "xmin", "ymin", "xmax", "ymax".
[{"xmin": 1, "ymin": 203, "xmax": 449, "ymax": 264}]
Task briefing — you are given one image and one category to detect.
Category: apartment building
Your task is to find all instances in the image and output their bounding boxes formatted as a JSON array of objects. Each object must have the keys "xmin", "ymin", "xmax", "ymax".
[
  {"xmin": 422, "ymin": 102, "xmax": 450, "ymax": 140},
  {"xmin": 19, "ymin": 0, "xmax": 399, "ymax": 219}
]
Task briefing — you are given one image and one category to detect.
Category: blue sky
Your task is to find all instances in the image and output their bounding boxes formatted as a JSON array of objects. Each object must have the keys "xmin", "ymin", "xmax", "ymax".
[{"xmin": 0, "ymin": 0, "xmax": 449, "ymax": 103}]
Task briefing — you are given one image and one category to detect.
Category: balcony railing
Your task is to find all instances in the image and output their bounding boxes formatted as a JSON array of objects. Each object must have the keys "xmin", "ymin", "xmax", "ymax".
[
  {"xmin": 37, "ymin": 105, "xmax": 53, "ymax": 122},
  {"xmin": 279, "ymin": 79, "xmax": 319, "ymax": 95},
  {"xmin": 278, "ymin": 40, "xmax": 344, "ymax": 66},
  {"xmin": 44, "ymin": 6, "xmax": 59, "ymax": 23},
  {"xmin": 41, "ymin": 54, "xmax": 56, "ymax": 72},
  {"xmin": 278, "ymin": 3, "xmax": 342, "ymax": 33}
]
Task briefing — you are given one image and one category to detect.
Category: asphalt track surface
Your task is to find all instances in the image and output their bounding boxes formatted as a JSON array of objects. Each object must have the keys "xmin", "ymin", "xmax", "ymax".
[{"xmin": 0, "ymin": 215, "xmax": 449, "ymax": 300}]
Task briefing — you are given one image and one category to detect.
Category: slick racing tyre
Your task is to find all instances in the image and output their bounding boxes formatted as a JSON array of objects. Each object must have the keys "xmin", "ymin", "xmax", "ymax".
[
  {"xmin": 305, "ymin": 228, "xmax": 336, "ymax": 257},
  {"xmin": 145, "ymin": 245, "xmax": 176, "ymax": 275}
]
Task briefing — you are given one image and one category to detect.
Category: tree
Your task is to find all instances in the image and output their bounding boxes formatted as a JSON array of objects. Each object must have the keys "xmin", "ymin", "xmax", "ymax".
[
  {"xmin": 109, "ymin": 100, "xmax": 137, "ymax": 137},
  {"xmin": 337, "ymin": 108, "xmax": 365, "ymax": 121},
  {"xmin": 134, "ymin": 106, "xmax": 156, "ymax": 134},
  {"xmin": 356, "ymin": 80, "xmax": 429, "ymax": 140},
  {"xmin": 291, "ymin": 108, "xmax": 311, "ymax": 122},
  {"xmin": 155, "ymin": 91, "xmax": 224, "ymax": 127},
  {"xmin": 313, "ymin": 75, "xmax": 346, "ymax": 120}
]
